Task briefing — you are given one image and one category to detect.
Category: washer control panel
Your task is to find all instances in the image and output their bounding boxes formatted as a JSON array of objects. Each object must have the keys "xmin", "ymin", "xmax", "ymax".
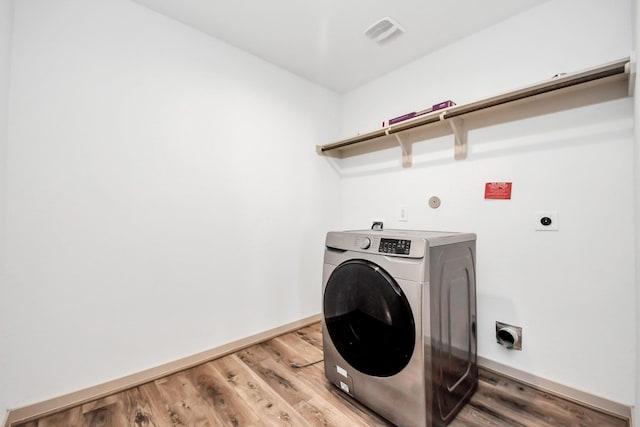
[{"xmin": 379, "ymin": 238, "xmax": 411, "ymax": 255}]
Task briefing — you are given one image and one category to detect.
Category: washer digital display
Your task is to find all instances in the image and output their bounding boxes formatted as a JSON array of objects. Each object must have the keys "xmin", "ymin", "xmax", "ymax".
[{"xmin": 379, "ymin": 238, "xmax": 411, "ymax": 255}]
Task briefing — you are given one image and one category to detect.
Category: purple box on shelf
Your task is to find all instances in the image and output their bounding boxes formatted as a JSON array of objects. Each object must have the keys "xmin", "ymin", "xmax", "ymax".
[
  {"xmin": 383, "ymin": 110, "xmax": 428, "ymax": 127},
  {"xmin": 432, "ymin": 100, "xmax": 456, "ymax": 111},
  {"xmin": 381, "ymin": 100, "xmax": 455, "ymax": 127},
  {"xmin": 387, "ymin": 112, "xmax": 417, "ymax": 126}
]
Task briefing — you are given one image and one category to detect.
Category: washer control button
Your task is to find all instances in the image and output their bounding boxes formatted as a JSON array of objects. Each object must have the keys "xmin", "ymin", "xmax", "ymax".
[{"xmin": 358, "ymin": 237, "xmax": 371, "ymax": 249}]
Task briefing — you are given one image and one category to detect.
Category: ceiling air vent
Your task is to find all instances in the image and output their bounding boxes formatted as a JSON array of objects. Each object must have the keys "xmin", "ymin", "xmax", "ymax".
[{"xmin": 363, "ymin": 17, "xmax": 405, "ymax": 44}]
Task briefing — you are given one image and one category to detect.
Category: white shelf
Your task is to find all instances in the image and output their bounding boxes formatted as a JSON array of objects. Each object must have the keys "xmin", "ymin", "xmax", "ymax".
[{"xmin": 317, "ymin": 58, "xmax": 633, "ymax": 168}]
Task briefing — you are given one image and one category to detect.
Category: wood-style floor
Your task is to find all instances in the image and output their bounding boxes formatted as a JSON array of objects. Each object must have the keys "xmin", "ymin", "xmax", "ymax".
[{"xmin": 15, "ymin": 322, "xmax": 628, "ymax": 427}]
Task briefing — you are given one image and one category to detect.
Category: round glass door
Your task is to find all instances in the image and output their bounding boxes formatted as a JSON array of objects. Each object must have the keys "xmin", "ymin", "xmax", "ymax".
[{"xmin": 323, "ymin": 259, "xmax": 415, "ymax": 377}]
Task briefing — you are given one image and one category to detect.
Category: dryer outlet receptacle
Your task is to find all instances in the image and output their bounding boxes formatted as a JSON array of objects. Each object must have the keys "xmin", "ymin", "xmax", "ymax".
[{"xmin": 535, "ymin": 211, "xmax": 558, "ymax": 231}]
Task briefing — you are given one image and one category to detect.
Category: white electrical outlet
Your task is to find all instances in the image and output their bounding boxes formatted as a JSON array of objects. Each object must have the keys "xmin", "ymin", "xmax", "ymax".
[
  {"xmin": 399, "ymin": 206, "xmax": 408, "ymax": 222},
  {"xmin": 535, "ymin": 211, "xmax": 559, "ymax": 231}
]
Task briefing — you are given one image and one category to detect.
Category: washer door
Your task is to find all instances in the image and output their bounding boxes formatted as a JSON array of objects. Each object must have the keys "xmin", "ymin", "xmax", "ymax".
[{"xmin": 323, "ymin": 259, "xmax": 415, "ymax": 377}]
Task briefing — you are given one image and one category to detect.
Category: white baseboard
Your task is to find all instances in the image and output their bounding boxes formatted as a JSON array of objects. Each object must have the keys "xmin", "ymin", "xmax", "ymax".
[
  {"xmin": 4, "ymin": 314, "xmax": 322, "ymax": 427},
  {"xmin": 478, "ymin": 356, "xmax": 632, "ymax": 422}
]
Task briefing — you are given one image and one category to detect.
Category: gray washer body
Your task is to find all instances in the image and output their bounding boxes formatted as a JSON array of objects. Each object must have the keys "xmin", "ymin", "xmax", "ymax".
[{"xmin": 322, "ymin": 229, "xmax": 478, "ymax": 427}]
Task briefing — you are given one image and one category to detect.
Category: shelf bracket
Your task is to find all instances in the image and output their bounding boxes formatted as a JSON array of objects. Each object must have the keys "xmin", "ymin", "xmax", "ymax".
[
  {"xmin": 394, "ymin": 133, "xmax": 412, "ymax": 168},
  {"xmin": 626, "ymin": 60, "xmax": 636, "ymax": 96},
  {"xmin": 448, "ymin": 118, "xmax": 467, "ymax": 160}
]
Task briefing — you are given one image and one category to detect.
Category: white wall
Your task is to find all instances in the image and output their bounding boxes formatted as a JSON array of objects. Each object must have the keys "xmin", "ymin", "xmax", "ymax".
[
  {"xmin": 0, "ymin": 0, "xmax": 340, "ymax": 417},
  {"xmin": 338, "ymin": 0, "xmax": 635, "ymax": 405},
  {"xmin": 635, "ymin": 0, "xmax": 640, "ymax": 422},
  {"xmin": 0, "ymin": 1, "xmax": 13, "ymax": 262},
  {"xmin": 0, "ymin": 1, "xmax": 13, "ymax": 422}
]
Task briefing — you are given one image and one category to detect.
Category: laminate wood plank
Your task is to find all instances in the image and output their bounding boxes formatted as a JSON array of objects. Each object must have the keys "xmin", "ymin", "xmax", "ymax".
[
  {"xmin": 133, "ymin": 382, "xmax": 184, "ymax": 426},
  {"xmin": 273, "ymin": 334, "xmax": 323, "ymax": 366},
  {"xmin": 469, "ymin": 385, "xmax": 554, "ymax": 427},
  {"xmin": 151, "ymin": 371, "xmax": 228, "ymax": 426},
  {"xmin": 124, "ymin": 385, "xmax": 177, "ymax": 427},
  {"xmin": 211, "ymin": 354, "xmax": 310, "ymax": 426},
  {"xmin": 319, "ymin": 386, "xmax": 394, "ymax": 427},
  {"xmin": 235, "ymin": 347, "xmax": 314, "ymax": 406},
  {"xmin": 291, "ymin": 395, "xmax": 382, "ymax": 427},
  {"xmin": 81, "ymin": 404, "xmax": 121, "ymax": 427},
  {"xmin": 16, "ymin": 406, "xmax": 83, "ymax": 427},
  {"xmin": 80, "ymin": 391, "xmax": 129, "ymax": 427},
  {"xmin": 251, "ymin": 336, "xmax": 327, "ymax": 391},
  {"xmin": 292, "ymin": 323, "xmax": 323, "ymax": 351},
  {"xmin": 13, "ymin": 323, "xmax": 629, "ymax": 427},
  {"xmin": 262, "ymin": 355, "xmax": 376, "ymax": 427},
  {"xmin": 80, "ymin": 395, "xmax": 120, "ymax": 415},
  {"xmin": 259, "ymin": 336, "xmax": 322, "ymax": 373},
  {"xmin": 187, "ymin": 361, "xmax": 264, "ymax": 427},
  {"xmin": 451, "ymin": 403, "xmax": 517, "ymax": 427},
  {"xmin": 478, "ymin": 369, "xmax": 628, "ymax": 427},
  {"xmin": 238, "ymin": 339, "xmax": 391, "ymax": 427}
]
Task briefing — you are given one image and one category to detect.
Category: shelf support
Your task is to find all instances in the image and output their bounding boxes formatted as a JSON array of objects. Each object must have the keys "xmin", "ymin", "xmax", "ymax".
[
  {"xmin": 394, "ymin": 134, "xmax": 412, "ymax": 168},
  {"xmin": 448, "ymin": 118, "xmax": 467, "ymax": 160},
  {"xmin": 626, "ymin": 60, "xmax": 636, "ymax": 96}
]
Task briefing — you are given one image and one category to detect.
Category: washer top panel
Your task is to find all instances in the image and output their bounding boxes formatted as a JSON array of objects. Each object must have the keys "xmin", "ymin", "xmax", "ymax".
[{"xmin": 325, "ymin": 229, "xmax": 476, "ymax": 258}]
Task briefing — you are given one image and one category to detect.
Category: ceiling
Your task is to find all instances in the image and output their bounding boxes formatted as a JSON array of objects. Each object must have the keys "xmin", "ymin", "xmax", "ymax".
[{"xmin": 132, "ymin": 0, "xmax": 548, "ymax": 93}]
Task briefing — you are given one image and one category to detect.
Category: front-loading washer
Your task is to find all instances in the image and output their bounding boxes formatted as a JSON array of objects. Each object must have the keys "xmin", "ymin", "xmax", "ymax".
[{"xmin": 322, "ymin": 229, "xmax": 477, "ymax": 427}]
